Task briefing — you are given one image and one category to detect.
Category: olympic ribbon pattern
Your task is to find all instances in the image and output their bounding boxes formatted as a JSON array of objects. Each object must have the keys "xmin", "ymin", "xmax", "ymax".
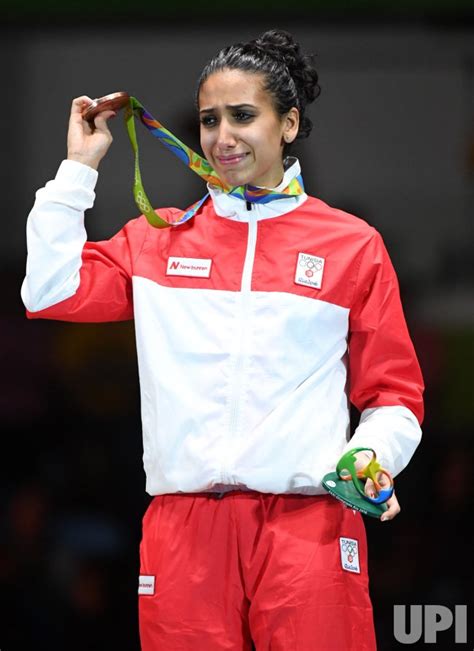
[
  {"xmin": 337, "ymin": 448, "xmax": 394, "ymax": 505},
  {"xmin": 125, "ymin": 96, "xmax": 305, "ymax": 228}
]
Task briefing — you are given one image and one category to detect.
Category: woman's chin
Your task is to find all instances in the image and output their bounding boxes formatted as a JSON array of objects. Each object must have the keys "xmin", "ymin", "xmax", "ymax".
[
  {"xmin": 218, "ymin": 170, "xmax": 252, "ymax": 188},
  {"xmin": 210, "ymin": 162, "xmax": 250, "ymax": 187}
]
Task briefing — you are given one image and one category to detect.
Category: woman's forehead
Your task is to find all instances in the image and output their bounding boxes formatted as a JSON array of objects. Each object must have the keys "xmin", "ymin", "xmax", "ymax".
[{"xmin": 198, "ymin": 69, "xmax": 269, "ymax": 109}]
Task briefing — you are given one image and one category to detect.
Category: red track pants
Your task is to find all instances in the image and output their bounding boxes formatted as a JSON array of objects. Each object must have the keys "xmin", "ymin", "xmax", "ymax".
[{"xmin": 138, "ymin": 491, "xmax": 377, "ymax": 650}]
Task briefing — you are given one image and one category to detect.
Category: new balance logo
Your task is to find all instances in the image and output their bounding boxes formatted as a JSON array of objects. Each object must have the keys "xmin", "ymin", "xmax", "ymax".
[{"xmin": 166, "ymin": 257, "xmax": 212, "ymax": 278}]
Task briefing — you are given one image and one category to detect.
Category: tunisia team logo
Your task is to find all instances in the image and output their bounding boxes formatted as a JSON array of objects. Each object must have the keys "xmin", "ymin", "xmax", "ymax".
[
  {"xmin": 339, "ymin": 537, "xmax": 360, "ymax": 573},
  {"xmin": 294, "ymin": 252, "xmax": 325, "ymax": 289}
]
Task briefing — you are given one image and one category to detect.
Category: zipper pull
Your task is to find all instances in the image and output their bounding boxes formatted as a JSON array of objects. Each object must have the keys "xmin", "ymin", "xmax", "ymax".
[{"xmin": 246, "ymin": 200, "xmax": 252, "ymax": 211}]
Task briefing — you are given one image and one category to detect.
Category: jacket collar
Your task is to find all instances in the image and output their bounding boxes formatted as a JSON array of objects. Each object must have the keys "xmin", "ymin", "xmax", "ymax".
[{"xmin": 206, "ymin": 157, "xmax": 308, "ymax": 222}]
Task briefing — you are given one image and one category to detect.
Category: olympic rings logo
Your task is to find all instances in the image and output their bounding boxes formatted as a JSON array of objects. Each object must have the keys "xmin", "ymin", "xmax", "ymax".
[
  {"xmin": 342, "ymin": 540, "xmax": 358, "ymax": 562},
  {"xmin": 342, "ymin": 541, "xmax": 357, "ymax": 554},
  {"xmin": 299, "ymin": 258, "xmax": 323, "ymax": 272},
  {"xmin": 298, "ymin": 256, "xmax": 323, "ymax": 279},
  {"xmin": 136, "ymin": 190, "xmax": 152, "ymax": 213}
]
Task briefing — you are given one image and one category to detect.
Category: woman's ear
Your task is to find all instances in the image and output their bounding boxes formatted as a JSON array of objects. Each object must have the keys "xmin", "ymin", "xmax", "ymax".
[{"xmin": 282, "ymin": 107, "xmax": 300, "ymax": 144}]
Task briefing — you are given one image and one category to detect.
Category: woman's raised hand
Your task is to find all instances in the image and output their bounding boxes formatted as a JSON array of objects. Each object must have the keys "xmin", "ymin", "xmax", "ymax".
[{"xmin": 67, "ymin": 95, "xmax": 116, "ymax": 171}]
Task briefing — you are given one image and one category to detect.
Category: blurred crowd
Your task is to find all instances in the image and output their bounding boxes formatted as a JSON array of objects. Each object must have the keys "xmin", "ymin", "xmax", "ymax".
[{"xmin": 1, "ymin": 279, "xmax": 148, "ymax": 649}]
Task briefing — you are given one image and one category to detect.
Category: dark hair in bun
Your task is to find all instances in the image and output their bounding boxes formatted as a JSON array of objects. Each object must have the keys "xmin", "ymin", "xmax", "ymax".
[{"xmin": 196, "ymin": 29, "xmax": 321, "ymax": 144}]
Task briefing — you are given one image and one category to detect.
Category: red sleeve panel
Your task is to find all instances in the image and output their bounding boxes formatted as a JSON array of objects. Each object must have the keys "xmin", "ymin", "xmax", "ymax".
[
  {"xmin": 348, "ymin": 229, "xmax": 424, "ymax": 424},
  {"xmin": 25, "ymin": 214, "xmax": 152, "ymax": 323}
]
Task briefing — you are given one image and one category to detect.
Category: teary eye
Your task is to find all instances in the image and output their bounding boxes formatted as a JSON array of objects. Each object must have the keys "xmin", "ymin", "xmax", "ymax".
[
  {"xmin": 234, "ymin": 111, "xmax": 253, "ymax": 121},
  {"xmin": 200, "ymin": 115, "xmax": 217, "ymax": 127}
]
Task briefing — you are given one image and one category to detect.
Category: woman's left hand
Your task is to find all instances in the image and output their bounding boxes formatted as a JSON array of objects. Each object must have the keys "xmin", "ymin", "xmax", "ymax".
[
  {"xmin": 379, "ymin": 489, "xmax": 400, "ymax": 522},
  {"xmin": 354, "ymin": 450, "xmax": 400, "ymax": 522}
]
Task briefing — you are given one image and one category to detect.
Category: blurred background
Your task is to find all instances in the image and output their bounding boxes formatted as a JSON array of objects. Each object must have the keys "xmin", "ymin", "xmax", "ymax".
[{"xmin": 1, "ymin": 0, "xmax": 473, "ymax": 649}]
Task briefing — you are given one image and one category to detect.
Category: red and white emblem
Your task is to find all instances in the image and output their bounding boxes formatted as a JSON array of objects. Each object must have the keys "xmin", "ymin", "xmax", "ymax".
[
  {"xmin": 166, "ymin": 257, "xmax": 212, "ymax": 278},
  {"xmin": 295, "ymin": 252, "xmax": 325, "ymax": 289},
  {"xmin": 339, "ymin": 537, "xmax": 360, "ymax": 574}
]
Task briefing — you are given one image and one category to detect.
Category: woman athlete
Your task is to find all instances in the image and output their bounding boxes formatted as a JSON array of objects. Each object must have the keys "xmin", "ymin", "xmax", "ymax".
[{"xmin": 21, "ymin": 28, "xmax": 424, "ymax": 651}]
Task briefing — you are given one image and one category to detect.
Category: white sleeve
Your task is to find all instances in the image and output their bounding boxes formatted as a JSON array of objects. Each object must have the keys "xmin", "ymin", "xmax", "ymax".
[
  {"xmin": 20, "ymin": 159, "xmax": 98, "ymax": 312},
  {"xmin": 342, "ymin": 405, "xmax": 422, "ymax": 477}
]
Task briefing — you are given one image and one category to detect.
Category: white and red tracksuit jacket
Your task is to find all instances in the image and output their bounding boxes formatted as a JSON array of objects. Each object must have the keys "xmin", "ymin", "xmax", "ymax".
[{"xmin": 21, "ymin": 158, "xmax": 424, "ymax": 496}]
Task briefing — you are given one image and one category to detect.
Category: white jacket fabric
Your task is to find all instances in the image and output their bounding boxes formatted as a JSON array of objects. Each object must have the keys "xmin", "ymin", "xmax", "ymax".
[{"xmin": 21, "ymin": 158, "xmax": 424, "ymax": 496}]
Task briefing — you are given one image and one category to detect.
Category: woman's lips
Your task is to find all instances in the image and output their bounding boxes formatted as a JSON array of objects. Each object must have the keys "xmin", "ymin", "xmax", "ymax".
[{"xmin": 216, "ymin": 153, "xmax": 249, "ymax": 165}]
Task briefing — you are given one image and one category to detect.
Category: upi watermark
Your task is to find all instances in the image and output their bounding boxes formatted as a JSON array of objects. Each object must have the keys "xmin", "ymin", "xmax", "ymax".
[{"xmin": 394, "ymin": 605, "xmax": 468, "ymax": 644}]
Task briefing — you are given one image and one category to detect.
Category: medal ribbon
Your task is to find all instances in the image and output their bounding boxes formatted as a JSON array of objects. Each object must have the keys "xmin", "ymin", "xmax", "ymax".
[{"xmin": 125, "ymin": 96, "xmax": 305, "ymax": 228}]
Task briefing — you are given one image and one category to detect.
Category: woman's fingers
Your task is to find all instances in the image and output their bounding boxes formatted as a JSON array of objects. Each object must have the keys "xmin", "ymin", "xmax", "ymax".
[
  {"xmin": 364, "ymin": 474, "xmax": 400, "ymax": 521},
  {"xmin": 67, "ymin": 96, "xmax": 116, "ymax": 170},
  {"xmin": 70, "ymin": 95, "xmax": 94, "ymax": 121},
  {"xmin": 364, "ymin": 477, "xmax": 376, "ymax": 499},
  {"xmin": 380, "ymin": 490, "xmax": 401, "ymax": 522},
  {"xmin": 71, "ymin": 95, "xmax": 93, "ymax": 109},
  {"xmin": 92, "ymin": 109, "xmax": 117, "ymax": 133}
]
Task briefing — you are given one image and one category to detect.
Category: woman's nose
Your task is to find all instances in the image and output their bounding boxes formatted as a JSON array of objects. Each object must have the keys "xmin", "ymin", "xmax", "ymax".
[{"xmin": 216, "ymin": 120, "xmax": 237, "ymax": 148}]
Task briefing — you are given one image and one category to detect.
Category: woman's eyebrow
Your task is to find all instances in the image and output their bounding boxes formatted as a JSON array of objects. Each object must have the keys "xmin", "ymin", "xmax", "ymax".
[{"xmin": 199, "ymin": 103, "xmax": 257, "ymax": 114}]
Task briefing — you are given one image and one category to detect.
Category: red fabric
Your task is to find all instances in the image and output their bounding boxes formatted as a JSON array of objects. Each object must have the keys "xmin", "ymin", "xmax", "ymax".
[
  {"xmin": 139, "ymin": 491, "xmax": 376, "ymax": 651},
  {"xmin": 348, "ymin": 230, "xmax": 424, "ymax": 424}
]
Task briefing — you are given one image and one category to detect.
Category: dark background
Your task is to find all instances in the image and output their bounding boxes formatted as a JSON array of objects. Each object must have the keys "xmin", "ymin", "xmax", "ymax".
[{"xmin": 1, "ymin": 2, "xmax": 473, "ymax": 649}]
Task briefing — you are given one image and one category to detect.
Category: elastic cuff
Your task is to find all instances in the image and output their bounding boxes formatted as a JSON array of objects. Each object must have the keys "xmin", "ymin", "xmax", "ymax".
[{"xmin": 55, "ymin": 159, "xmax": 99, "ymax": 190}]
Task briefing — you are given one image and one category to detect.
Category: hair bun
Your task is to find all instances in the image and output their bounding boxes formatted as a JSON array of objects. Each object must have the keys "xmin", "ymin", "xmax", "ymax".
[
  {"xmin": 253, "ymin": 29, "xmax": 321, "ymax": 109},
  {"xmin": 254, "ymin": 29, "xmax": 299, "ymax": 66}
]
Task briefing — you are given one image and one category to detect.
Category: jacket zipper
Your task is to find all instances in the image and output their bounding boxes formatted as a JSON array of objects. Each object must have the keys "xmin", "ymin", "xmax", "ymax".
[{"xmin": 221, "ymin": 204, "xmax": 257, "ymax": 484}]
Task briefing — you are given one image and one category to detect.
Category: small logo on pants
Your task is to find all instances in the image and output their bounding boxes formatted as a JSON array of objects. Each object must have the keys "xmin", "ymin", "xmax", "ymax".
[
  {"xmin": 339, "ymin": 537, "xmax": 360, "ymax": 573},
  {"xmin": 138, "ymin": 575, "xmax": 155, "ymax": 595}
]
